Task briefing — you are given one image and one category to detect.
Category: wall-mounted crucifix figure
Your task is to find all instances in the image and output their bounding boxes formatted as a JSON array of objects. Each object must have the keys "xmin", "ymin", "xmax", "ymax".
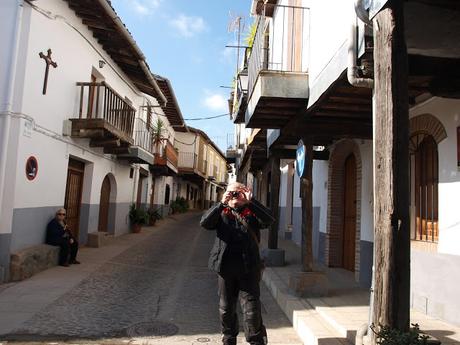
[{"xmin": 39, "ymin": 49, "xmax": 57, "ymax": 95}]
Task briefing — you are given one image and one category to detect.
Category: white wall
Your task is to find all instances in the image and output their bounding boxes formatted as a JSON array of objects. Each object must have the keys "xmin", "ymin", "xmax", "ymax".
[
  {"xmin": 357, "ymin": 140, "xmax": 374, "ymax": 242},
  {"xmin": 313, "ymin": 160, "xmax": 328, "ymax": 233}
]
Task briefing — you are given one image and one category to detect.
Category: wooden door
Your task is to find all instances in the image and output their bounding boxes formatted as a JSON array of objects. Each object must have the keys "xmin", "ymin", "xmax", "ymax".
[
  {"xmin": 98, "ymin": 175, "xmax": 111, "ymax": 232},
  {"xmin": 342, "ymin": 154, "xmax": 357, "ymax": 271},
  {"xmin": 64, "ymin": 159, "xmax": 85, "ymax": 239},
  {"xmin": 150, "ymin": 177, "xmax": 155, "ymax": 209}
]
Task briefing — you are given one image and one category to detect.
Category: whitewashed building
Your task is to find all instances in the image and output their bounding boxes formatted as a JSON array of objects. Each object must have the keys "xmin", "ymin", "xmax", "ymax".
[
  {"xmin": 0, "ymin": 0, "xmax": 186, "ymax": 282},
  {"xmin": 232, "ymin": 0, "xmax": 460, "ymax": 326}
]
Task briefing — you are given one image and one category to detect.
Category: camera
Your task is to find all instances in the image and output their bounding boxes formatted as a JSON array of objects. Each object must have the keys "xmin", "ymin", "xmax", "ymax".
[{"xmin": 230, "ymin": 191, "xmax": 240, "ymax": 198}]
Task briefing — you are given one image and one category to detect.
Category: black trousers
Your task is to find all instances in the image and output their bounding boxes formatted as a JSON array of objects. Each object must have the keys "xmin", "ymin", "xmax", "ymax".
[
  {"xmin": 218, "ymin": 270, "xmax": 267, "ymax": 345},
  {"xmin": 58, "ymin": 239, "xmax": 78, "ymax": 265}
]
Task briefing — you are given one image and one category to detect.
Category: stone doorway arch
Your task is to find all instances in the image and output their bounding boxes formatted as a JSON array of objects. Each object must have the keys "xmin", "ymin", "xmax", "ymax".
[
  {"xmin": 326, "ymin": 139, "xmax": 362, "ymax": 280},
  {"xmin": 98, "ymin": 173, "xmax": 117, "ymax": 234}
]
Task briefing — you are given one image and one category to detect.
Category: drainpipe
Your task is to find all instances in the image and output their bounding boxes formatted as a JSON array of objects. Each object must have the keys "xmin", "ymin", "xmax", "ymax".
[
  {"xmin": 347, "ymin": 18, "xmax": 373, "ymax": 88},
  {"xmin": 348, "ymin": 0, "xmax": 373, "ymax": 88},
  {"xmin": 350, "ymin": 1, "xmax": 375, "ymax": 341},
  {"xmin": 94, "ymin": 0, "xmax": 167, "ymax": 106},
  {"xmin": 0, "ymin": 0, "xmax": 24, "ymax": 227}
]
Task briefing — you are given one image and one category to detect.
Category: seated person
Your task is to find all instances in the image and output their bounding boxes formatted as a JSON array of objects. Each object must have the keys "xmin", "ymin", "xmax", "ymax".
[{"xmin": 46, "ymin": 208, "xmax": 80, "ymax": 267}]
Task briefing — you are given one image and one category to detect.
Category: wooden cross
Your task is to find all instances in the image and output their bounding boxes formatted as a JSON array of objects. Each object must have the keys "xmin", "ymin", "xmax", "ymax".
[{"xmin": 39, "ymin": 49, "xmax": 57, "ymax": 95}]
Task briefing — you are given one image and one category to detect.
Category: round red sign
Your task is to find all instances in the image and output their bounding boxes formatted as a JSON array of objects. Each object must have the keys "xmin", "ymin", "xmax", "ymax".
[{"xmin": 26, "ymin": 156, "xmax": 38, "ymax": 181}]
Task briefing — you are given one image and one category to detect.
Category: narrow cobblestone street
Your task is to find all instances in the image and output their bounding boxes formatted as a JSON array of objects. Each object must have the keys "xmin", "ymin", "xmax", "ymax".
[{"xmin": 0, "ymin": 212, "xmax": 301, "ymax": 345}]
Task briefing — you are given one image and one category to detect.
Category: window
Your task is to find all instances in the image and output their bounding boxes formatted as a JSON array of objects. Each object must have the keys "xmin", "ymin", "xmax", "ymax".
[{"xmin": 410, "ymin": 134, "xmax": 438, "ymax": 242}]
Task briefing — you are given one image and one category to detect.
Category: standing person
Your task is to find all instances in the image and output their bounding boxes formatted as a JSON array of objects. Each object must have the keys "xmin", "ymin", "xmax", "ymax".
[
  {"xmin": 200, "ymin": 182, "xmax": 274, "ymax": 345},
  {"xmin": 46, "ymin": 208, "xmax": 80, "ymax": 267}
]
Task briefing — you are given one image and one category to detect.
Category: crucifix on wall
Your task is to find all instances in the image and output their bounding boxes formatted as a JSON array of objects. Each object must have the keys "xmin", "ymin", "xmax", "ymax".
[{"xmin": 39, "ymin": 49, "xmax": 57, "ymax": 95}]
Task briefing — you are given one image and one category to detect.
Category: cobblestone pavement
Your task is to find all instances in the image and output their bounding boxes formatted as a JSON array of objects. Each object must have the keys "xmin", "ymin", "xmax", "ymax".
[{"xmin": 1, "ymin": 212, "xmax": 301, "ymax": 345}]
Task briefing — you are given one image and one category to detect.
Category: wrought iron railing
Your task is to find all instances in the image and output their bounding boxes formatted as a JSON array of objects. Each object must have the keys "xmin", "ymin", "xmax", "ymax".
[
  {"xmin": 247, "ymin": 4, "xmax": 310, "ymax": 98},
  {"xmin": 133, "ymin": 118, "xmax": 153, "ymax": 152},
  {"xmin": 76, "ymin": 81, "xmax": 136, "ymax": 139}
]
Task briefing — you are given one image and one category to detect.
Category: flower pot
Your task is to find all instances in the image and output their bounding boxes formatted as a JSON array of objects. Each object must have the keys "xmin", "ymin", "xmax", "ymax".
[
  {"xmin": 148, "ymin": 218, "xmax": 157, "ymax": 226},
  {"xmin": 132, "ymin": 223, "xmax": 142, "ymax": 233}
]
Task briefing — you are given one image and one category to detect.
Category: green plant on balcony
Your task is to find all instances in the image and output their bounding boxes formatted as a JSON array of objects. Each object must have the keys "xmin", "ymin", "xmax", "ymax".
[{"xmin": 152, "ymin": 118, "xmax": 166, "ymax": 155}]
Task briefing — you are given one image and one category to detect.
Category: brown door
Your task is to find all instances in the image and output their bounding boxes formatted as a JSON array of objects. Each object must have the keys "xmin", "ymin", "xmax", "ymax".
[
  {"xmin": 98, "ymin": 175, "xmax": 111, "ymax": 232},
  {"xmin": 64, "ymin": 159, "xmax": 85, "ymax": 239},
  {"xmin": 150, "ymin": 177, "xmax": 155, "ymax": 209},
  {"xmin": 136, "ymin": 170, "xmax": 148, "ymax": 207},
  {"xmin": 342, "ymin": 154, "xmax": 357, "ymax": 271}
]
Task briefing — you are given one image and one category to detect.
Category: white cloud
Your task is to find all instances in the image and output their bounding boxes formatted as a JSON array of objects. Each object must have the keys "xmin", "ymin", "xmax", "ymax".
[
  {"xmin": 125, "ymin": 0, "xmax": 161, "ymax": 16},
  {"xmin": 203, "ymin": 92, "xmax": 228, "ymax": 112},
  {"xmin": 169, "ymin": 14, "xmax": 206, "ymax": 37}
]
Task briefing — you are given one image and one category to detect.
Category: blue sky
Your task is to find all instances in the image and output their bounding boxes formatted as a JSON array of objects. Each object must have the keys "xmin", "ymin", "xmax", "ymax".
[{"xmin": 111, "ymin": 0, "xmax": 252, "ymax": 151}]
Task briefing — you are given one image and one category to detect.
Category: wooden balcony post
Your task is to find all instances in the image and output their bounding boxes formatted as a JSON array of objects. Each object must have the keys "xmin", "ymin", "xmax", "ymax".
[
  {"xmin": 371, "ymin": 0, "xmax": 410, "ymax": 339},
  {"xmin": 300, "ymin": 137, "xmax": 313, "ymax": 272},
  {"xmin": 268, "ymin": 153, "xmax": 281, "ymax": 250}
]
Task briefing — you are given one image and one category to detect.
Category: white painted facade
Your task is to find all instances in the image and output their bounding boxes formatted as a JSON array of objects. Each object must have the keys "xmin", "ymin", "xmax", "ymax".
[{"xmin": 0, "ymin": 0, "xmax": 179, "ymax": 281}]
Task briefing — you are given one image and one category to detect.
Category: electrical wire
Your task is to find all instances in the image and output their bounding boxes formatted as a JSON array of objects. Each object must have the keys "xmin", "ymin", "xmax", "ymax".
[{"xmin": 184, "ymin": 113, "xmax": 230, "ymax": 121}]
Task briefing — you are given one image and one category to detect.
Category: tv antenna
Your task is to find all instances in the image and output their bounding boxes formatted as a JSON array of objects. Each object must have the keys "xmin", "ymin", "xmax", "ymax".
[{"xmin": 228, "ymin": 12, "xmax": 245, "ymax": 76}]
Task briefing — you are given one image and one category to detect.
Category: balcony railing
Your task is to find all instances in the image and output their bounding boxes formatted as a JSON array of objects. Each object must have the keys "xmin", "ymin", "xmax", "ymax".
[
  {"xmin": 133, "ymin": 118, "xmax": 153, "ymax": 152},
  {"xmin": 76, "ymin": 81, "xmax": 136, "ymax": 140},
  {"xmin": 247, "ymin": 4, "xmax": 310, "ymax": 98},
  {"xmin": 153, "ymin": 140, "xmax": 178, "ymax": 168},
  {"xmin": 178, "ymin": 152, "xmax": 197, "ymax": 169}
]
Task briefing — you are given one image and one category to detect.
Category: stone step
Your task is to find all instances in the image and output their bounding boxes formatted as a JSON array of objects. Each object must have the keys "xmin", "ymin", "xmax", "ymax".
[
  {"xmin": 262, "ymin": 267, "xmax": 352, "ymax": 345},
  {"xmin": 86, "ymin": 232, "xmax": 114, "ymax": 248}
]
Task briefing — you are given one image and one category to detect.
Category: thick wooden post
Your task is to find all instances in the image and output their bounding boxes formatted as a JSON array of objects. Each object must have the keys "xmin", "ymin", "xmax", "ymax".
[
  {"xmin": 372, "ymin": 0, "xmax": 410, "ymax": 338},
  {"xmin": 300, "ymin": 138, "xmax": 313, "ymax": 272},
  {"xmin": 268, "ymin": 154, "xmax": 281, "ymax": 249}
]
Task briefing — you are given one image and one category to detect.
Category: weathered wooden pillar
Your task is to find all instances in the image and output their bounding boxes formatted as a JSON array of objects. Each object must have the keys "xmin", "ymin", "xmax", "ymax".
[
  {"xmin": 300, "ymin": 138, "xmax": 313, "ymax": 272},
  {"xmin": 371, "ymin": 0, "xmax": 410, "ymax": 338},
  {"xmin": 268, "ymin": 154, "xmax": 281, "ymax": 250}
]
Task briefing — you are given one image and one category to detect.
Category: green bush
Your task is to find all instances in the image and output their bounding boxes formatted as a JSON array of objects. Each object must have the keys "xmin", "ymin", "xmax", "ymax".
[
  {"xmin": 170, "ymin": 197, "xmax": 189, "ymax": 214},
  {"xmin": 147, "ymin": 207, "xmax": 162, "ymax": 222},
  {"xmin": 372, "ymin": 324, "xmax": 429, "ymax": 345},
  {"xmin": 129, "ymin": 204, "xmax": 149, "ymax": 225}
]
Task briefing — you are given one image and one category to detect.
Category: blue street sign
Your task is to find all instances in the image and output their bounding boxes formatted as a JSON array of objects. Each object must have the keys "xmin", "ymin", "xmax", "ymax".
[{"xmin": 296, "ymin": 139, "xmax": 306, "ymax": 178}]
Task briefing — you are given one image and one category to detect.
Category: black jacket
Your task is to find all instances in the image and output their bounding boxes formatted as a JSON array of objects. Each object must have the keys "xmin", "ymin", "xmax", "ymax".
[
  {"xmin": 200, "ymin": 199, "xmax": 275, "ymax": 274},
  {"xmin": 46, "ymin": 218, "xmax": 70, "ymax": 246}
]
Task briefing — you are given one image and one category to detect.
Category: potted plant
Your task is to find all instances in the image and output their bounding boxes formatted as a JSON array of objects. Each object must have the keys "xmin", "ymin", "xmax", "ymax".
[
  {"xmin": 129, "ymin": 204, "xmax": 148, "ymax": 233},
  {"xmin": 147, "ymin": 207, "xmax": 162, "ymax": 226}
]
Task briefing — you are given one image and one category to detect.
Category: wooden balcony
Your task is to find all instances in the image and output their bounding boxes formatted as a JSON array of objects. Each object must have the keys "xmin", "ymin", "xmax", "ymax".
[
  {"xmin": 151, "ymin": 141, "xmax": 178, "ymax": 175},
  {"xmin": 70, "ymin": 82, "xmax": 135, "ymax": 149}
]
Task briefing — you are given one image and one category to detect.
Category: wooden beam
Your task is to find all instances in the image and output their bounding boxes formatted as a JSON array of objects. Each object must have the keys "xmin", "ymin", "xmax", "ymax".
[
  {"xmin": 371, "ymin": 0, "xmax": 410, "ymax": 339},
  {"xmin": 89, "ymin": 138, "xmax": 121, "ymax": 148},
  {"xmin": 268, "ymin": 154, "xmax": 281, "ymax": 250},
  {"xmin": 300, "ymin": 137, "xmax": 313, "ymax": 271}
]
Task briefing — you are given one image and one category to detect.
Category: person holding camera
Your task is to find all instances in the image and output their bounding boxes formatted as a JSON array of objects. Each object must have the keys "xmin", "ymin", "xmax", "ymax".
[
  {"xmin": 46, "ymin": 208, "xmax": 80, "ymax": 267},
  {"xmin": 200, "ymin": 182, "xmax": 274, "ymax": 345}
]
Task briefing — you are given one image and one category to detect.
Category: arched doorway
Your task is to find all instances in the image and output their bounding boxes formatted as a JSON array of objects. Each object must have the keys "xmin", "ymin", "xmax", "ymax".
[
  {"xmin": 326, "ymin": 139, "xmax": 362, "ymax": 278},
  {"xmin": 342, "ymin": 154, "xmax": 357, "ymax": 271},
  {"xmin": 98, "ymin": 175, "xmax": 111, "ymax": 232}
]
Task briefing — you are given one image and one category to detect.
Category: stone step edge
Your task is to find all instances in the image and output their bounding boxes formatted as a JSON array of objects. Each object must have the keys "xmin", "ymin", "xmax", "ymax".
[{"xmin": 262, "ymin": 268, "xmax": 352, "ymax": 345}]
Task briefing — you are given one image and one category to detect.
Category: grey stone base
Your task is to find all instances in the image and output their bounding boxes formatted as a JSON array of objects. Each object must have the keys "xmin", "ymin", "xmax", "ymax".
[
  {"xmin": 10, "ymin": 244, "xmax": 59, "ymax": 282},
  {"xmin": 261, "ymin": 248, "xmax": 285, "ymax": 267},
  {"xmin": 87, "ymin": 232, "xmax": 113, "ymax": 248},
  {"xmin": 288, "ymin": 271, "xmax": 329, "ymax": 297}
]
